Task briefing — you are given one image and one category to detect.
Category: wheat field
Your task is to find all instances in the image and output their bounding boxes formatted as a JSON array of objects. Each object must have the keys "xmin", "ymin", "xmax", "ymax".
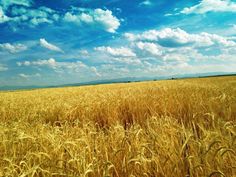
[{"xmin": 0, "ymin": 76, "xmax": 235, "ymax": 177}]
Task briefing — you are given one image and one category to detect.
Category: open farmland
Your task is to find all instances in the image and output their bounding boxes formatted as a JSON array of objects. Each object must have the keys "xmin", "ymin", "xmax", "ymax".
[{"xmin": 0, "ymin": 76, "xmax": 236, "ymax": 177}]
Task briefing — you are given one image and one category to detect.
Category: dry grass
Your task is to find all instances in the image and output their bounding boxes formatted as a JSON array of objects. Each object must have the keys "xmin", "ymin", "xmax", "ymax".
[{"xmin": 0, "ymin": 76, "xmax": 236, "ymax": 177}]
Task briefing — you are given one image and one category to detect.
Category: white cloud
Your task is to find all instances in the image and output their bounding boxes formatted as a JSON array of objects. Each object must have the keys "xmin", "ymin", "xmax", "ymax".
[
  {"xmin": 0, "ymin": 6, "xmax": 10, "ymax": 23},
  {"xmin": 136, "ymin": 42, "xmax": 162, "ymax": 56},
  {"xmin": 93, "ymin": 9, "xmax": 120, "ymax": 33},
  {"xmin": 0, "ymin": 43, "xmax": 27, "ymax": 53},
  {"xmin": 98, "ymin": 28, "xmax": 236, "ymax": 71},
  {"xmin": 95, "ymin": 46, "xmax": 136, "ymax": 57},
  {"xmin": 144, "ymin": 62, "xmax": 192, "ymax": 74},
  {"xmin": 17, "ymin": 58, "xmax": 82, "ymax": 73},
  {"xmin": 162, "ymin": 54, "xmax": 189, "ymax": 62},
  {"xmin": 164, "ymin": 13, "xmax": 174, "ymax": 17},
  {"xmin": 18, "ymin": 73, "xmax": 41, "ymax": 79},
  {"xmin": 39, "ymin": 38, "xmax": 63, "ymax": 53},
  {"xmin": 17, "ymin": 58, "xmax": 87, "ymax": 70},
  {"xmin": 17, "ymin": 58, "xmax": 100, "ymax": 77},
  {"xmin": 79, "ymin": 49, "xmax": 89, "ymax": 56},
  {"xmin": 1, "ymin": 4, "xmax": 120, "ymax": 33},
  {"xmin": 139, "ymin": 0, "xmax": 152, "ymax": 6},
  {"xmin": 1, "ymin": 5, "xmax": 58, "ymax": 27},
  {"xmin": 64, "ymin": 12, "xmax": 80, "ymax": 23},
  {"xmin": 17, "ymin": 58, "xmax": 57, "ymax": 68},
  {"xmin": 145, "ymin": 62, "xmax": 236, "ymax": 76},
  {"xmin": 16, "ymin": 61, "xmax": 30, "ymax": 66},
  {"xmin": 200, "ymin": 32, "xmax": 236, "ymax": 47},
  {"xmin": 64, "ymin": 8, "xmax": 120, "ymax": 33},
  {"xmin": 125, "ymin": 28, "xmax": 197, "ymax": 46},
  {"xmin": 30, "ymin": 17, "xmax": 53, "ymax": 26},
  {"xmin": 0, "ymin": 1, "xmax": 58, "ymax": 27},
  {"xmin": 0, "ymin": 64, "xmax": 8, "ymax": 71},
  {"xmin": 90, "ymin": 28, "xmax": 236, "ymax": 72},
  {"xmin": 90, "ymin": 66, "xmax": 101, "ymax": 77},
  {"xmin": 0, "ymin": 0, "xmax": 32, "ymax": 9},
  {"xmin": 181, "ymin": 0, "xmax": 236, "ymax": 14},
  {"xmin": 112, "ymin": 57, "xmax": 142, "ymax": 65},
  {"xmin": 19, "ymin": 73, "xmax": 30, "ymax": 78},
  {"xmin": 34, "ymin": 58, "xmax": 57, "ymax": 68},
  {"xmin": 124, "ymin": 28, "xmax": 236, "ymax": 48},
  {"xmin": 125, "ymin": 30, "xmax": 158, "ymax": 41}
]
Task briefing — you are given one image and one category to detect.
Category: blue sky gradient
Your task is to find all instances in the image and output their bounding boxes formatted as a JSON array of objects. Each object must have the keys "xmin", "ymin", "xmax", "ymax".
[{"xmin": 0, "ymin": 0, "xmax": 236, "ymax": 86}]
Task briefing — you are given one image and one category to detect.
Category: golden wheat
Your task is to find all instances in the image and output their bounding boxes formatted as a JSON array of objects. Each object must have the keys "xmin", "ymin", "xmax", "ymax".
[{"xmin": 0, "ymin": 76, "xmax": 235, "ymax": 176}]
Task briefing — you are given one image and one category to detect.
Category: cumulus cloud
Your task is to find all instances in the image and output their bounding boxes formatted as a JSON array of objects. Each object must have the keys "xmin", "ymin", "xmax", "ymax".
[
  {"xmin": 0, "ymin": 3, "xmax": 120, "ymax": 33},
  {"xmin": 136, "ymin": 42, "xmax": 162, "ymax": 56},
  {"xmin": 39, "ymin": 38, "xmax": 63, "ymax": 53},
  {"xmin": 95, "ymin": 46, "xmax": 136, "ymax": 57},
  {"xmin": 181, "ymin": 0, "xmax": 236, "ymax": 14},
  {"xmin": 0, "ymin": 4, "xmax": 58, "ymax": 27},
  {"xmin": 18, "ymin": 7, "xmax": 58, "ymax": 26},
  {"xmin": 64, "ymin": 8, "xmax": 120, "ymax": 33},
  {"xmin": 0, "ymin": 43, "xmax": 27, "ymax": 53},
  {"xmin": 105, "ymin": 27, "xmax": 236, "ymax": 68},
  {"xmin": 90, "ymin": 28, "xmax": 236, "ymax": 71},
  {"xmin": 124, "ymin": 28, "xmax": 236, "ymax": 48}
]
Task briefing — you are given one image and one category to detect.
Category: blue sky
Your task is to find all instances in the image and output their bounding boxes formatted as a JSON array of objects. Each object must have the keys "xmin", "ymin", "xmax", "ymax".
[{"xmin": 0, "ymin": 0, "xmax": 236, "ymax": 86}]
